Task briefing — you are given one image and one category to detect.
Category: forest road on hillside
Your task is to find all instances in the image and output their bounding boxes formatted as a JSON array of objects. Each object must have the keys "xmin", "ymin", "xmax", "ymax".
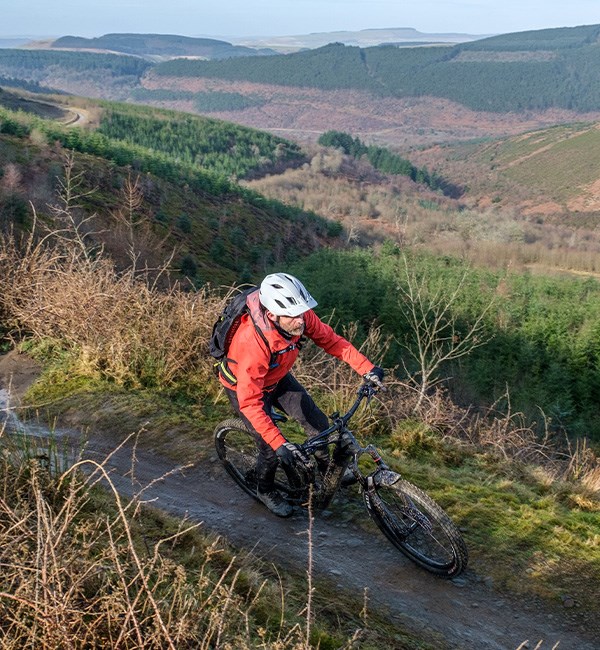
[{"xmin": 0, "ymin": 354, "xmax": 596, "ymax": 650}]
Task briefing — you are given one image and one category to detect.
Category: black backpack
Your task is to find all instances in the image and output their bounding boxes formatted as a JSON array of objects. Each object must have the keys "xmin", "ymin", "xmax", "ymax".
[
  {"xmin": 209, "ymin": 286, "xmax": 261, "ymax": 361},
  {"xmin": 209, "ymin": 286, "xmax": 304, "ymax": 383}
]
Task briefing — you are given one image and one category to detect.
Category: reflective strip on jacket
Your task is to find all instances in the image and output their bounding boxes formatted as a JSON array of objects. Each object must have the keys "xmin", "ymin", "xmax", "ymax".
[{"xmin": 218, "ymin": 290, "xmax": 374, "ymax": 449}]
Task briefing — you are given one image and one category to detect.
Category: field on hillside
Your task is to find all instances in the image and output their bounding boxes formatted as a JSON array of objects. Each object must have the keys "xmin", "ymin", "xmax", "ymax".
[{"xmin": 409, "ymin": 121, "xmax": 600, "ymax": 217}]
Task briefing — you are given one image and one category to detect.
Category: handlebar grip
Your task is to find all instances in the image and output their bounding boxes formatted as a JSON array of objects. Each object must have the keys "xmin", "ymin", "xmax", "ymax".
[{"xmin": 363, "ymin": 379, "xmax": 387, "ymax": 392}]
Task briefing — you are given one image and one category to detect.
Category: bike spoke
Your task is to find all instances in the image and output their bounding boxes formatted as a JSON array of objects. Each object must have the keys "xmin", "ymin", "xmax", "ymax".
[{"xmin": 365, "ymin": 477, "xmax": 468, "ymax": 576}]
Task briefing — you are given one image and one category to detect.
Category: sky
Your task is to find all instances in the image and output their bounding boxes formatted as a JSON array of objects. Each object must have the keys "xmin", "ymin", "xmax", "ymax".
[{"xmin": 2, "ymin": 0, "xmax": 599, "ymax": 39}]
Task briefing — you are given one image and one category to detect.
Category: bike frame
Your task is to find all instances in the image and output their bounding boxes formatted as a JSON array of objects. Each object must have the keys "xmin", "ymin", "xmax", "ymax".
[{"xmin": 286, "ymin": 383, "xmax": 395, "ymax": 509}]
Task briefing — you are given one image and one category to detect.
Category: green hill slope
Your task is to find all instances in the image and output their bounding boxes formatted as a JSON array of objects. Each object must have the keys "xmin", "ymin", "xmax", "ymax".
[
  {"xmin": 478, "ymin": 123, "xmax": 600, "ymax": 203},
  {"xmin": 0, "ymin": 100, "xmax": 338, "ymax": 285},
  {"xmin": 4, "ymin": 25, "xmax": 600, "ymax": 114},
  {"xmin": 0, "ymin": 48, "xmax": 151, "ymax": 81},
  {"xmin": 0, "ymin": 49, "xmax": 151, "ymax": 100},
  {"xmin": 412, "ymin": 120, "xmax": 600, "ymax": 213},
  {"xmin": 95, "ymin": 101, "xmax": 306, "ymax": 179},
  {"xmin": 153, "ymin": 24, "xmax": 600, "ymax": 113}
]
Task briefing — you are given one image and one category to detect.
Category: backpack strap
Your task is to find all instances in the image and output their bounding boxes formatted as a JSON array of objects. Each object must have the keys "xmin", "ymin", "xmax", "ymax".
[{"xmin": 216, "ymin": 318, "xmax": 303, "ymax": 385}]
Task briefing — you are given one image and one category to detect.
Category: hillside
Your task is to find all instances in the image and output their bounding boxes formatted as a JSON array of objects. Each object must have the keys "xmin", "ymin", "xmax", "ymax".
[
  {"xmin": 407, "ymin": 121, "xmax": 600, "ymax": 217},
  {"xmin": 2, "ymin": 25, "xmax": 600, "ymax": 149},
  {"xmin": 0, "ymin": 97, "xmax": 338, "ymax": 285},
  {"xmin": 0, "ymin": 48, "xmax": 151, "ymax": 100},
  {"xmin": 152, "ymin": 25, "xmax": 600, "ymax": 112},
  {"xmin": 3, "ymin": 48, "xmax": 596, "ymax": 150},
  {"xmin": 4, "ymin": 87, "xmax": 600, "ymax": 275},
  {"xmin": 51, "ymin": 33, "xmax": 276, "ymax": 60},
  {"xmin": 0, "ymin": 86, "xmax": 69, "ymax": 120}
]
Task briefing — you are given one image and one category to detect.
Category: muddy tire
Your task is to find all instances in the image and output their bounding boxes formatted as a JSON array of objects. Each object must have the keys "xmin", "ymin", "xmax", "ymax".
[
  {"xmin": 214, "ymin": 419, "xmax": 261, "ymax": 500},
  {"xmin": 364, "ymin": 475, "xmax": 468, "ymax": 578},
  {"xmin": 214, "ymin": 419, "xmax": 296, "ymax": 501}
]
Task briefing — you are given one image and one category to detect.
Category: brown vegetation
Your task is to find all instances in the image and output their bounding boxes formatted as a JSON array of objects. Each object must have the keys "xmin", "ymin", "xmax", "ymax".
[
  {"xmin": 139, "ymin": 73, "xmax": 600, "ymax": 148},
  {"xmin": 0, "ymin": 430, "xmax": 316, "ymax": 649},
  {"xmin": 245, "ymin": 148, "xmax": 600, "ymax": 276}
]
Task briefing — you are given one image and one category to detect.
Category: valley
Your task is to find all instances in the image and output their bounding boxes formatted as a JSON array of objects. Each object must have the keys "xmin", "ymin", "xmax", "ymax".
[{"xmin": 139, "ymin": 75, "xmax": 600, "ymax": 148}]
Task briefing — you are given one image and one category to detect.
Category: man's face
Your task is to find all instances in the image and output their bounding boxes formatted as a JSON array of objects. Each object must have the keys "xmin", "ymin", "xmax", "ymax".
[{"xmin": 277, "ymin": 313, "xmax": 305, "ymax": 337}]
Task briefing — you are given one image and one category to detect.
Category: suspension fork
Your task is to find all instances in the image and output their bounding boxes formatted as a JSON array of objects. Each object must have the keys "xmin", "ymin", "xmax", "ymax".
[
  {"xmin": 362, "ymin": 443, "xmax": 390, "ymax": 469},
  {"xmin": 350, "ymin": 441, "xmax": 390, "ymax": 481},
  {"xmin": 311, "ymin": 428, "xmax": 355, "ymax": 508}
]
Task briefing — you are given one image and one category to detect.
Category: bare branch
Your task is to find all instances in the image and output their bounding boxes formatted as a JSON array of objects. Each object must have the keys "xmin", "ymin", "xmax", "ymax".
[{"xmin": 397, "ymin": 254, "xmax": 495, "ymax": 413}]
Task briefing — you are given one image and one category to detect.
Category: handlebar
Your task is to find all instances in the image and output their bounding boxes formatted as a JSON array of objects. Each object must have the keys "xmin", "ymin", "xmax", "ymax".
[{"xmin": 301, "ymin": 381, "xmax": 381, "ymax": 454}]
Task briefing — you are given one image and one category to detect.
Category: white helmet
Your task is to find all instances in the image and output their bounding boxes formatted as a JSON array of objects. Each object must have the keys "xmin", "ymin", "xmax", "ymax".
[{"xmin": 259, "ymin": 273, "xmax": 317, "ymax": 317}]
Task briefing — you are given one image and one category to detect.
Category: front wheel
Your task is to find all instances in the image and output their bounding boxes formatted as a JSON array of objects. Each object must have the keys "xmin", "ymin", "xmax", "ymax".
[{"xmin": 364, "ymin": 473, "xmax": 468, "ymax": 578}]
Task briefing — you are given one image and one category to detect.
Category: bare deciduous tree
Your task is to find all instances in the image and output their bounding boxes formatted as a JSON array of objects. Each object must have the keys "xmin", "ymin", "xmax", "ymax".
[
  {"xmin": 110, "ymin": 171, "xmax": 175, "ymax": 281},
  {"xmin": 1, "ymin": 163, "xmax": 22, "ymax": 193},
  {"xmin": 112, "ymin": 172, "xmax": 145, "ymax": 271},
  {"xmin": 47, "ymin": 151, "xmax": 103, "ymax": 263},
  {"xmin": 397, "ymin": 255, "xmax": 495, "ymax": 412}
]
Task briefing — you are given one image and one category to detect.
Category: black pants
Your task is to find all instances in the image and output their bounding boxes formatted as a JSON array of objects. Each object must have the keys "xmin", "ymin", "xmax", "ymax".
[{"xmin": 224, "ymin": 373, "xmax": 329, "ymax": 492}]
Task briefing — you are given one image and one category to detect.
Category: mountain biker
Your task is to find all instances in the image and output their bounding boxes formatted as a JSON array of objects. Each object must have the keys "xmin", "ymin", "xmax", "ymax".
[{"xmin": 216, "ymin": 272, "xmax": 384, "ymax": 517}]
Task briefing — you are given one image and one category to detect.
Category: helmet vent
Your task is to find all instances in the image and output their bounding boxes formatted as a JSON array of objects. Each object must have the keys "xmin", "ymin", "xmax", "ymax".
[{"xmin": 259, "ymin": 272, "xmax": 318, "ymax": 316}]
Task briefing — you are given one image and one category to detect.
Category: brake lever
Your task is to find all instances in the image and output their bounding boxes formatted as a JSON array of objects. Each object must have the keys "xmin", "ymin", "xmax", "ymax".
[
  {"xmin": 377, "ymin": 382, "xmax": 389, "ymax": 393},
  {"xmin": 362, "ymin": 382, "xmax": 387, "ymax": 398}
]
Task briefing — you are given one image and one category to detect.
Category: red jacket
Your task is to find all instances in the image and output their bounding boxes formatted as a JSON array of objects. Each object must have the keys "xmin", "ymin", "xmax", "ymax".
[{"xmin": 219, "ymin": 290, "xmax": 374, "ymax": 449}]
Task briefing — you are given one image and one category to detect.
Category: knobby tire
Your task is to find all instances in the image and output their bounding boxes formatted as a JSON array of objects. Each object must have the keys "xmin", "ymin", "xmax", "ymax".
[
  {"xmin": 214, "ymin": 419, "xmax": 261, "ymax": 499},
  {"xmin": 364, "ymin": 477, "xmax": 468, "ymax": 578},
  {"xmin": 214, "ymin": 419, "xmax": 296, "ymax": 500}
]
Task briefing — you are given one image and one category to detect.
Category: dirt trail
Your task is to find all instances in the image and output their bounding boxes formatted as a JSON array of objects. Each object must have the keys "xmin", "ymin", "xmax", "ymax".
[{"xmin": 0, "ymin": 352, "xmax": 595, "ymax": 650}]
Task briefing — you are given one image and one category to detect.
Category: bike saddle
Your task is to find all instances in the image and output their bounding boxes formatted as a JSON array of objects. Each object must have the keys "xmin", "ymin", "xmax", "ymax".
[{"xmin": 270, "ymin": 408, "xmax": 288, "ymax": 423}]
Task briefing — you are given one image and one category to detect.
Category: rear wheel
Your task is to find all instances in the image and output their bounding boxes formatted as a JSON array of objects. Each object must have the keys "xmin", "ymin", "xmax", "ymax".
[
  {"xmin": 214, "ymin": 419, "xmax": 299, "ymax": 500},
  {"xmin": 214, "ymin": 419, "xmax": 260, "ymax": 498},
  {"xmin": 364, "ymin": 474, "xmax": 468, "ymax": 578}
]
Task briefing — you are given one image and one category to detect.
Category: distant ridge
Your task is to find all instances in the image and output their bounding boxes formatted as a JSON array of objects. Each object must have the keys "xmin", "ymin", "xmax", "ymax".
[
  {"xmin": 154, "ymin": 24, "xmax": 600, "ymax": 113},
  {"xmin": 3, "ymin": 24, "xmax": 600, "ymax": 118},
  {"xmin": 51, "ymin": 33, "xmax": 276, "ymax": 60},
  {"xmin": 226, "ymin": 27, "xmax": 492, "ymax": 52}
]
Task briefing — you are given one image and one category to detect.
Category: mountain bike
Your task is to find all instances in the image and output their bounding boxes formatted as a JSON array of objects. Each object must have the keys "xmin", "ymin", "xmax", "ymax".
[{"xmin": 214, "ymin": 382, "xmax": 468, "ymax": 578}]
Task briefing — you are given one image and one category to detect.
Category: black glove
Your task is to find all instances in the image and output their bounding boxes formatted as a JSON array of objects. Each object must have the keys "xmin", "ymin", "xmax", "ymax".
[
  {"xmin": 363, "ymin": 366, "xmax": 385, "ymax": 388},
  {"xmin": 276, "ymin": 441, "xmax": 310, "ymax": 470}
]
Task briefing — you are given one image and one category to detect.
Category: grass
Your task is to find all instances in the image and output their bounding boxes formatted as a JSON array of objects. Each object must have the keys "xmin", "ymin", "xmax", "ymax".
[
  {"xmin": 467, "ymin": 122, "xmax": 600, "ymax": 203},
  {"xmin": 389, "ymin": 447, "xmax": 600, "ymax": 610},
  {"xmin": 19, "ymin": 360, "xmax": 600, "ymax": 634},
  {"xmin": 0, "ymin": 417, "xmax": 435, "ymax": 649},
  {"xmin": 503, "ymin": 127, "xmax": 600, "ymax": 200},
  {"xmin": 22, "ymin": 370, "xmax": 228, "ymax": 463}
]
